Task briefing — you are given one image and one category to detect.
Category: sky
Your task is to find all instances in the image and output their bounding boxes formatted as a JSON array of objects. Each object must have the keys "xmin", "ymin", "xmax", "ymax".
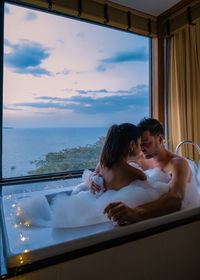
[{"xmin": 3, "ymin": 3, "xmax": 149, "ymax": 128}]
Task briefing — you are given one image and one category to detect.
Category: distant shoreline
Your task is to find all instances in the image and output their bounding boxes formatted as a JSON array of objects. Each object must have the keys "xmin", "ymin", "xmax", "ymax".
[{"xmin": 3, "ymin": 127, "xmax": 107, "ymax": 177}]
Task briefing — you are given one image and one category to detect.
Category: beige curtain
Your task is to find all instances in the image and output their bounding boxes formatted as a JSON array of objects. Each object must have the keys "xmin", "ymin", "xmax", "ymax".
[{"xmin": 168, "ymin": 19, "xmax": 200, "ymax": 163}]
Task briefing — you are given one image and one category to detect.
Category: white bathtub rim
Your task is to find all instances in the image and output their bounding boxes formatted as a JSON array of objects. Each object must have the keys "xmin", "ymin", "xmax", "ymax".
[{"xmin": 5, "ymin": 205, "xmax": 200, "ymax": 268}]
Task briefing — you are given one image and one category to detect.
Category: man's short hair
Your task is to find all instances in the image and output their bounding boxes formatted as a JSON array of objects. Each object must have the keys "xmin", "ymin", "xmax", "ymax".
[{"xmin": 138, "ymin": 118, "xmax": 164, "ymax": 136}]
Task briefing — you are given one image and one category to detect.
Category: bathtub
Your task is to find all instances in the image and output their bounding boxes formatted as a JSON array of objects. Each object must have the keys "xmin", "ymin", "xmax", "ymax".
[{"xmin": 1, "ymin": 177, "xmax": 200, "ymax": 277}]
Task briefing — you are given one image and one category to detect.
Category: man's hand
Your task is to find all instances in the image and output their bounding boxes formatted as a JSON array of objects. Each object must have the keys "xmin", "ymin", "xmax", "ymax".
[{"xmin": 104, "ymin": 202, "xmax": 141, "ymax": 225}]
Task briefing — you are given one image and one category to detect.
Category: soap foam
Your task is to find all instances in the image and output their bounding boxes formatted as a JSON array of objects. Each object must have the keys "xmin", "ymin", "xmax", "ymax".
[{"xmin": 17, "ymin": 168, "xmax": 172, "ymax": 228}]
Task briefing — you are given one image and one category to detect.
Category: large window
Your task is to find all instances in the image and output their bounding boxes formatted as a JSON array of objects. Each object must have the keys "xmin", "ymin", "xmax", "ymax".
[
  {"xmin": 3, "ymin": 2, "xmax": 150, "ymax": 179},
  {"xmin": 0, "ymin": 2, "xmax": 155, "ymax": 277}
]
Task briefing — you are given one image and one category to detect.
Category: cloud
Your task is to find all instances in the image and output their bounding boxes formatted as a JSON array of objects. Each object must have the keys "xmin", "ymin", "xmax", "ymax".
[
  {"xmin": 101, "ymin": 49, "xmax": 148, "ymax": 64},
  {"xmin": 13, "ymin": 85, "xmax": 148, "ymax": 114},
  {"xmin": 76, "ymin": 90, "xmax": 87, "ymax": 94},
  {"xmin": 75, "ymin": 85, "xmax": 147, "ymax": 96},
  {"xmin": 4, "ymin": 39, "xmax": 51, "ymax": 77},
  {"xmin": 14, "ymin": 101, "xmax": 79, "ymax": 109},
  {"xmin": 67, "ymin": 91, "xmax": 148, "ymax": 114},
  {"xmin": 3, "ymin": 105, "xmax": 23, "ymax": 111},
  {"xmin": 97, "ymin": 49, "xmax": 148, "ymax": 72},
  {"xmin": 5, "ymin": 6, "xmax": 10, "ymax": 14},
  {"xmin": 57, "ymin": 39, "xmax": 65, "ymax": 44},
  {"xmin": 96, "ymin": 65, "xmax": 107, "ymax": 72},
  {"xmin": 35, "ymin": 96, "xmax": 70, "ymax": 102},
  {"xmin": 14, "ymin": 67, "xmax": 51, "ymax": 77},
  {"xmin": 56, "ymin": 68, "xmax": 70, "ymax": 75},
  {"xmin": 25, "ymin": 12, "xmax": 37, "ymax": 21},
  {"xmin": 4, "ymin": 39, "xmax": 12, "ymax": 47},
  {"xmin": 76, "ymin": 89, "xmax": 108, "ymax": 95},
  {"xmin": 62, "ymin": 88, "xmax": 73, "ymax": 92},
  {"xmin": 76, "ymin": 71, "xmax": 86, "ymax": 75}
]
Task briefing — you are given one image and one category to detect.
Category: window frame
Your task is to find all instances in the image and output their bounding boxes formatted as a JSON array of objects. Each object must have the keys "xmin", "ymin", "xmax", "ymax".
[
  {"xmin": 0, "ymin": 0, "xmax": 152, "ymax": 186},
  {"xmin": 0, "ymin": 1, "xmax": 155, "ymax": 277}
]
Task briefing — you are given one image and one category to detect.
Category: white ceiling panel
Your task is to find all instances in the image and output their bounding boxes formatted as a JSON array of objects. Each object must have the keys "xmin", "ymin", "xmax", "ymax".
[{"xmin": 109, "ymin": 0, "xmax": 182, "ymax": 16}]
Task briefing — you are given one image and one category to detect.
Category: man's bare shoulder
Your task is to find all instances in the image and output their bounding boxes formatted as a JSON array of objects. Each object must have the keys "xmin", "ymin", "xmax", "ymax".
[
  {"xmin": 169, "ymin": 152, "xmax": 188, "ymax": 165},
  {"xmin": 168, "ymin": 152, "xmax": 190, "ymax": 174}
]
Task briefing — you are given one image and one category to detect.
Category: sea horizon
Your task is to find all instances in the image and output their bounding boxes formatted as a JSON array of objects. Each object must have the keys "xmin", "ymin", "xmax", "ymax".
[{"xmin": 3, "ymin": 127, "xmax": 107, "ymax": 178}]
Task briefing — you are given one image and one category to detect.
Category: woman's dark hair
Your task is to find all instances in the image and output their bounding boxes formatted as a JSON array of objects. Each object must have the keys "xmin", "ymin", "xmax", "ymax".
[
  {"xmin": 100, "ymin": 123, "xmax": 140, "ymax": 168},
  {"xmin": 137, "ymin": 118, "xmax": 164, "ymax": 136}
]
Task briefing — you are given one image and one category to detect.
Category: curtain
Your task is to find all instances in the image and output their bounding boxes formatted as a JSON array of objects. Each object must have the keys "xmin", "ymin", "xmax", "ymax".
[{"xmin": 168, "ymin": 19, "xmax": 200, "ymax": 163}]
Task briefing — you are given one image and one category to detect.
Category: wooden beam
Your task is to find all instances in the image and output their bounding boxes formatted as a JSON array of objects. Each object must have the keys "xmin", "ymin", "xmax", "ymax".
[
  {"xmin": 152, "ymin": 37, "xmax": 165, "ymax": 126},
  {"xmin": 158, "ymin": 0, "xmax": 197, "ymax": 22}
]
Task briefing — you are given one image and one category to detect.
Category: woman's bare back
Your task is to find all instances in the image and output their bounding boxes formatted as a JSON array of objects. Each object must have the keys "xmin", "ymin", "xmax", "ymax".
[{"xmin": 98, "ymin": 161, "xmax": 147, "ymax": 191}]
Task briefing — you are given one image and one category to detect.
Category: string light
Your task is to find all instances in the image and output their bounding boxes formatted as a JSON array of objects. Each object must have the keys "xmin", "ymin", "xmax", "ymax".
[
  {"xmin": 24, "ymin": 221, "xmax": 30, "ymax": 227},
  {"xmin": 24, "ymin": 249, "xmax": 29, "ymax": 253},
  {"xmin": 19, "ymin": 256, "xmax": 24, "ymax": 264},
  {"xmin": 12, "ymin": 204, "xmax": 16, "ymax": 208},
  {"xmin": 16, "ymin": 207, "xmax": 21, "ymax": 217},
  {"xmin": 20, "ymin": 236, "xmax": 27, "ymax": 242},
  {"xmin": 20, "ymin": 234, "xmax": 28, "ymax": 242}
]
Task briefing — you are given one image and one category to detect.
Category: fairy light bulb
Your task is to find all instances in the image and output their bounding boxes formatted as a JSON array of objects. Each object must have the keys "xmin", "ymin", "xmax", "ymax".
[
  {"xmin": 19, "ymin": 256, "xmax": 24, "ymax": 264},
  {"xmin": 16, "ymin": 207, "xmax": 21, "ymax": 217},
  {"xmin": 24, "ymin": 221, "xmax": 30, "ymax": 227},
  {"xmin": 20, "ymin": 236, "xmax": 27, "ymax": 242},
  {"xmin": 24, "ymin": 249, "xmax": 29, "ymax": 253},
  {"xmin": 20, "ymin": 234, "xmax": 28, "ymax": 242}
]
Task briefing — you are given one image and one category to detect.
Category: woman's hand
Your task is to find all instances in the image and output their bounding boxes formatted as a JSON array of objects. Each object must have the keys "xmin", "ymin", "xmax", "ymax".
[{"xmin": 89, "ymin": 172, "xmax": 104, "ymax": 195}]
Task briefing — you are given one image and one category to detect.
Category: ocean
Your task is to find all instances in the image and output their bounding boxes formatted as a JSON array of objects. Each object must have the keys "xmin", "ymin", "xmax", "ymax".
[{"xmin": 3, "ymin": 127, "xmax": 107, "ymax": 178}]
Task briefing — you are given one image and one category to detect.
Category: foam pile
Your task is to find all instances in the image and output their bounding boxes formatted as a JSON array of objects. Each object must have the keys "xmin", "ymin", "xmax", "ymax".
[{"xmin": 17, "ymin": 168, "xmax": 172, "ymax": 228}]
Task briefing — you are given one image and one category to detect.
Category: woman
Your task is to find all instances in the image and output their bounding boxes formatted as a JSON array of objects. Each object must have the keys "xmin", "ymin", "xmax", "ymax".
[{"xmin": 90, "ymin": 123, "xmax": 146, "ymax": 194}]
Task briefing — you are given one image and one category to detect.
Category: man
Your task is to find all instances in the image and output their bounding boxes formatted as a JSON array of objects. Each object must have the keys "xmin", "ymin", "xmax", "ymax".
[{"xmin": 92, "ymin": 118, "xmax": 192, "ymax": 225}]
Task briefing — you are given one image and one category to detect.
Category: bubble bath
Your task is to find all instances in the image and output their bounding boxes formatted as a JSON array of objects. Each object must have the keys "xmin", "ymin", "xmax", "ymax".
[
  {"xmin": 2, "ymin": 163, "xmax": 200, "ymax": 268},
  {"xmin": 16, "ymin": 167, "xmax": 200, "ymax": 228}
]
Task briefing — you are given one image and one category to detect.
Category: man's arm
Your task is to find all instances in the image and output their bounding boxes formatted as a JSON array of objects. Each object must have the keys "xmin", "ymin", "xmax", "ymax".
[
  {"xmin": 104, "ymin": 157, "xmax": 189, "ymax": 225},
  {"xmin": 104, "ymin": 192, "xmax": 182, "ymax": 225},
  {"xmin": 169, "ymin": 157, "xmax": 189, "ymax": 200}
]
